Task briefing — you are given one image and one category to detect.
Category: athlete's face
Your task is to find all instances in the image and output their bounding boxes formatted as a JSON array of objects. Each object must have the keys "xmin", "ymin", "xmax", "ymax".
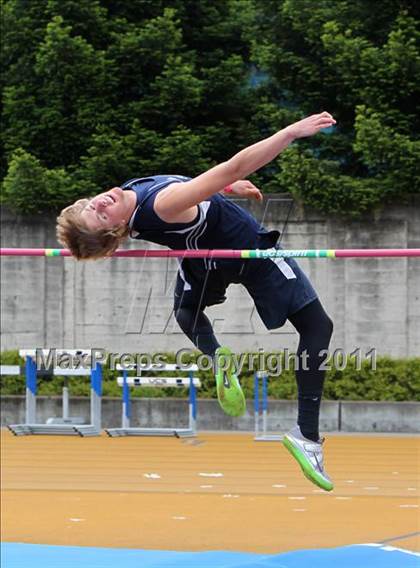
[{"xmin": 80, "ymin": 187, "xmax": 134, "ymax": 232}]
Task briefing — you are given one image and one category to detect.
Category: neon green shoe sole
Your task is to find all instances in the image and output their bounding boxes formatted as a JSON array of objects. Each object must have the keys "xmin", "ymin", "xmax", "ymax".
[{"xmin": 214, "ymin": 347, "xmax": 246, "ymax": 417}]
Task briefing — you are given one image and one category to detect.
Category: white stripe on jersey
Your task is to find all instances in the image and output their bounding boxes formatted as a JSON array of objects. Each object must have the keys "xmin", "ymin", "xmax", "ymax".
[
  {"xmin": 165, "ymin": 201, "xmax": 211, "ymax": 236},
  {"xmin": 270, "ymin": 257, "xmax": 296, "ymax": 280},
  {"xmin": 177, "ymin": 262, "xmax": 192, "ymax": 291}
]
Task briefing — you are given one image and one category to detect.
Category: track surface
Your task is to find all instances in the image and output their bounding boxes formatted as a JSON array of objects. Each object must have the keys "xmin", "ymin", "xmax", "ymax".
[{"xmin": 1, "ymin": 430, "xmax": 419, "ymax": 553}]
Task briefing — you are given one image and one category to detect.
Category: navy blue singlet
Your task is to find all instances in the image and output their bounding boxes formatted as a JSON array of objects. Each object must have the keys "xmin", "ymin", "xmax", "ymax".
[
  {"xmin": 121, "ymin": 175, "xmax": 318, "ymax": 328},
  {"xmin": 122, "ymin": 175, "xmax": 280, "ymax": 255}
]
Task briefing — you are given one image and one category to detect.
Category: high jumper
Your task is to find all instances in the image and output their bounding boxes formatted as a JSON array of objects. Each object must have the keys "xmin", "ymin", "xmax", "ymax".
[{"xmin": 56, "ymin": 112, "xmax": 336, "ymax": 491}]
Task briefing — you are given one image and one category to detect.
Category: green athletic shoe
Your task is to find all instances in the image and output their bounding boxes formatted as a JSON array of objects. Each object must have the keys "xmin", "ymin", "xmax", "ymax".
[
  {"xmin": 282, "ymin": 425, "xmax": 334, "ymax": 491},
  {"xmin": 214, "ymin": 347, "xmax": 246, "ymax": 417}
]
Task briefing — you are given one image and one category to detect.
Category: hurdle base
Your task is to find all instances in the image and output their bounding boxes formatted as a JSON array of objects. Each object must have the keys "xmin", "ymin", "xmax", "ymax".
[
  {"xmin": 46, "ymin": 417, "xmax": 85, "ymax": 425},
  {"xmin": 254, "ymin": 434, "xmax": 282, "ymax": 442},
  {"xmin": 8, "ymin": 423, "xmax": 100, "ymax": 437},
  {"xmin": 105, "ymin": 427, "xmax": 196, "ymax": 438}
]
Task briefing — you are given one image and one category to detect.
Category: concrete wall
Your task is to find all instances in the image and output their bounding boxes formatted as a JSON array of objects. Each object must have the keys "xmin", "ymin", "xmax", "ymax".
[
  {"xmin": 1, "ymin": 196, "xmax": 420, "ymax": 357},
  {"xmin": 1, "ymin": 396, "xmax": 419, "ymax": 433}
]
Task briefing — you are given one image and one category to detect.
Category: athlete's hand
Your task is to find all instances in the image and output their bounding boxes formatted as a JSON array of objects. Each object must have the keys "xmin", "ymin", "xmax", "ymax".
[
  {"xmin": 228, "ymin": 180, "xmax": 263, "ymax": 202},
  {"xmin": 287, "ymin": 112, "xmax": 336, "ymax": 139}
]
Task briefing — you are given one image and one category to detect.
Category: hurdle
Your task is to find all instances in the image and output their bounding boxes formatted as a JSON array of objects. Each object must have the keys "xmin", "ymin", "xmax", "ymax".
[
  {"xmin": 106, "ymin": 363, "xmax": 200, "ymax": 437},
  {"xmin": 7, "ymin": 349, "xmax": 102, "ymax": 436},
  {"xmin": 0, "ymin": 365, "xmax": 21, "ymax": 376},
  {"xmin": 254, "ymin": 372, "xmax": 282, "ymax": 441}
]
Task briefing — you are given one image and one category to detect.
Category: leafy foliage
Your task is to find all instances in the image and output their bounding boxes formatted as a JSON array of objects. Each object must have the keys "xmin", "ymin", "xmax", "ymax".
[
  {"xmin": 1, "ymin": 350, "xmax": 419, "ymax": 401},
  {"xmin": 1, "ymin": 0, "xmax": 418, "ymax": 216}
]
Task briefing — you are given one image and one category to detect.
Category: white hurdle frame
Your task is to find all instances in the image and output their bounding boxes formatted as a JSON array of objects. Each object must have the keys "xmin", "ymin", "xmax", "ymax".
[
  {"xmin": 254, "ymin": 371, "xmax": 282, "ymax": 441},
  {"xmin": 0, "ymin": 365, "xmax": 20, "ymax": 376},
  {"xmin": 106, "ymin": 363, "xmax": 200, "ymax": 438},
  {"xmin": 7, "ymin": 349, "xmax": 102, "ymax": 437}
]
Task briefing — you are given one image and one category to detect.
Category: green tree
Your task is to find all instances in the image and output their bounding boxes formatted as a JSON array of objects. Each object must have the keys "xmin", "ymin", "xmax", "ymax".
[
  {"xmin": 249, "ymin": 1, "xmax": 419, "ymax": 214},
  {"xmin": 2, "ymin": 148, "xmax": 73, "ymax": 212},
  {"xmin": 1, "ymin": 0, "xmax": 418, "ymax": 215}
]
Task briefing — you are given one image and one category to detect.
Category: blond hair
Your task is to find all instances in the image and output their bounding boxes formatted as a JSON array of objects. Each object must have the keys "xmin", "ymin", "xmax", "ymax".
[{"xmin": 56, "ymin": 199, "xmax": 129, "ymax": 260}]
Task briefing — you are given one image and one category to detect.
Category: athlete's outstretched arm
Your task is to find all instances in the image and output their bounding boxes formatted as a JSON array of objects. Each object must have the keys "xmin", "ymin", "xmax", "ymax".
[{"xmin": 155, "ymin": 112, "xmax": 335, "ymax": 220}]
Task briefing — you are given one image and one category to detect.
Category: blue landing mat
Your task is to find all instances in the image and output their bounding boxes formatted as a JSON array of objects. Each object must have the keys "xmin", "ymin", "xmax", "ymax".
[{"xmin": 1, "ymin": 542, "xmax": 419, "ymax": 568}]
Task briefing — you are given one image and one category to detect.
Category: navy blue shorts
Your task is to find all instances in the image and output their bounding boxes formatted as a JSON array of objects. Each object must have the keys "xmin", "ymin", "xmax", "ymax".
[{"xmin": 174, "ymin": 256, "xmax": 318, "ymax": 330}]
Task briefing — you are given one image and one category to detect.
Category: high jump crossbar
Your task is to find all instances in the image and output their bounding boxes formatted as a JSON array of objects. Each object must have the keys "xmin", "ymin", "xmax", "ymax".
[{"xmin": 1, "ymin": 248, "xmax": 420, "ymax": 259}]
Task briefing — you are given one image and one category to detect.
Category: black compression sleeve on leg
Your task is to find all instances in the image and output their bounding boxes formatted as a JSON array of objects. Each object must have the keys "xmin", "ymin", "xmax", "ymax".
[
  {"xmin": 288, "ymin": 299, "xmax": 333, "ymax": 442},
  {"xmin": 175, "ymin": 306, "xmax": 220, "ymax": 356}
]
